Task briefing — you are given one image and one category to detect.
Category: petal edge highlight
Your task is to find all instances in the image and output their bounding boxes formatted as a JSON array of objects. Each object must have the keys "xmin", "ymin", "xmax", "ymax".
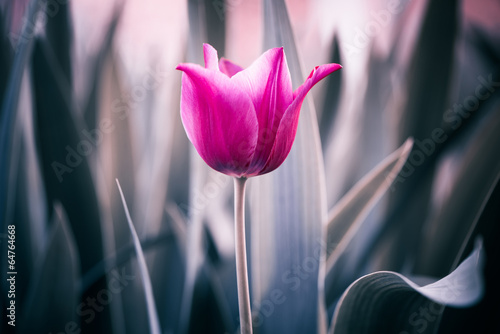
[{"xmin": 203, "ymin": 43, "xmax": 219, "ymax": 70}]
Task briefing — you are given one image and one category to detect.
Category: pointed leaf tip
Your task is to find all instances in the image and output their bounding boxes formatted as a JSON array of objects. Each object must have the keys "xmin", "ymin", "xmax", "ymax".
[{"xmin": 116, "ymin": 179, "xmax": 162, "ymax": 334}]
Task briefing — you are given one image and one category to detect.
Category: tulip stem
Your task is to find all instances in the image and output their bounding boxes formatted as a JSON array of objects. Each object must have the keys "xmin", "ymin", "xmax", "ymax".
[{"xmin": 234, "ymin": 177, "xmax": 253, "ymax": 334}]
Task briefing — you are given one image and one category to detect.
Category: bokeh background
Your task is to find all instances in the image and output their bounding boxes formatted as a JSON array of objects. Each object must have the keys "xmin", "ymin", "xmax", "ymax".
[{"xmin": 1, "ymin": 0, "xmax": 499, "ymax": 333}]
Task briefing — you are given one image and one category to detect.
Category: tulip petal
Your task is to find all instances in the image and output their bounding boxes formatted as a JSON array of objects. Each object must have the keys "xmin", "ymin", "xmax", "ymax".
[
  {"xmin": 203, "ymin": 43, "xmax": 219, "ymax": 70},
  {"xmin": 219, "ymin": 58, "xmax": 244, "ymax": 78},
  {"xmin": 259, "ymin": 63, "xmax": 342, "ymax": 174},
  {"xmin": 231, "ymin": 47, "xmax": 293, "ymax": 174},
  {"xmin": 177, "ymin": 63, "xmax": 258, "ymax": 176},
  {"xmin": 293, "ymin": 63, "xmax": 343, "ymax": 100}
]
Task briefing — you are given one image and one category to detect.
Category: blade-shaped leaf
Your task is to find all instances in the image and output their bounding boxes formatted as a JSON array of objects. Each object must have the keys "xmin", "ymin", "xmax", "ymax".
[
  {"xmin": 81, "ymin": 12, "xmax": 132, "ymax": 333},
  {"xmin": 5, "ymin": 67, "xmax": 48, "ymax": 312},
  {"xmin": 30, "ymin": 14, "xmax": 115, "ymax": 331},
  {"xmin": 324, "ymin": 138, "xmax": 413, "ymax": 306},
  {"xmin": 437, "ymin": 170, "xmax": 500, "ymax": 333},
  {"xmin": 0, "ymin": 7, "xmax": 12, "ymax": 109},
  {"xmin": 152, "ymin": 206, "xmax": 187, "ymax": 334},
  {"xmin": 397, "ymin": 0, "xmax": 458, "ymax": 143},
  {"xmin": 179, "ymin": 1, "xmax": 234, "ymax": 333},
  {"xmin": 0, "ymin": 0, "xmax": 40, "ymax": 230},
  {"xmin": 177, "ymin": 0, "xmax": 210, "ymax": 330},
  {"xmin": 82, "ymin": 4, "xmax": 123, "ymax": 131},
  {"xmin": 319, "ymin": 34, "xmax": 342, "ymax": 147},
  {"xmin": 249, "ymin": 1, "xmax": 328, "ymax": 333},
  {"xmin": 367, "ymin": 0, "xmax": 461, "ymax": 275},
  {"xmin": 414, "ymin": 102, "xmax": 500, "ymax": 277},
  {"xmin": 20, "ymin": 203, "xmax": 80, "ymax": 333},
  {"xmin": 325, "ymin": 138, "xmax": 413, "ymax": 258},
  {"xmin": 116, "ymin": 179, "xmax": 161, "ymax": 334},
  {"xmin": 30, "ymin": 11, "xmax": 106, "ymax": 276},
  {"xmin": 329, "ymin": 240, "xmax": 484, "ymax": 334}
]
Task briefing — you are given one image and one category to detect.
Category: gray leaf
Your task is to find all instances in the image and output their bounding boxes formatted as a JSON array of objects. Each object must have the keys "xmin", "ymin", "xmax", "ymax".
[{"xmin": 330, "ymin": 240, "xmax": 484, "ymax": 334}]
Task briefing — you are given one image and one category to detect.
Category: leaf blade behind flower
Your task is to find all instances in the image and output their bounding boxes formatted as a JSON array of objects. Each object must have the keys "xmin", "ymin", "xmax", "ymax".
[
  {"xmin": 250, "ymin": 1, "xmax": 329, "ymax": 333},
  {"xmin": 179, "ymin": 2, "xmax": 237, "ymax": 333}
]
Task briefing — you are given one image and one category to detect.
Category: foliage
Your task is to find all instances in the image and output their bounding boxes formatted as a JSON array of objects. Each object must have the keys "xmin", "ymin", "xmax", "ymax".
[{"xmin": 1, "ymin": 0, "xmax": 499, "ymax": 333}]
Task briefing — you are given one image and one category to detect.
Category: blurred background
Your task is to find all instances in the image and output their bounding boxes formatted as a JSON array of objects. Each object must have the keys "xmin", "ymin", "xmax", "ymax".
[{"xmin": 1, "ymin": 0, "xmax": 499, "ymax": 333}]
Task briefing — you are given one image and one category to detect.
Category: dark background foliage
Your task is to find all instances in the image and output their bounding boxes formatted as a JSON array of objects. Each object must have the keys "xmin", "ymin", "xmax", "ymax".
[{"xmin": 1, "ymin": 0, "xmax": 499, "ymax": 333}]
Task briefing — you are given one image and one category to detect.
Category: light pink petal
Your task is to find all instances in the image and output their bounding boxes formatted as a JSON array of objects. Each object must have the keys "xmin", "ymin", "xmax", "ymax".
[
  {"xmin": 176, "ymin": 63, "xmax": 258, "ymax": 176},
  {"xmin": 203, "ymin": 43, "xmax": 219, "ymax": 70},
  {"xmin": 231, "ymin": 47, "xmax": 293, "ymax": 174},
  {"xmin": 219, "ymin": 57, "xmax": 244, "ymax": 77},
  {"xmin": 258, "ymin": 63, "xmax": 342, "ymax": 175}
]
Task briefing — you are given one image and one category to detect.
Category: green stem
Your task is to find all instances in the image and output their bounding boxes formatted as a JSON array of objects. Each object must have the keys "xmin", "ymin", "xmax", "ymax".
[{"xmin": 234, "ymin": 177, "xmax": 252, "ymax": 334}]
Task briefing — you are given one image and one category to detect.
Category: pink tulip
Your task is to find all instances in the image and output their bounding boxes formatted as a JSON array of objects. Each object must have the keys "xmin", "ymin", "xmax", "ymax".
[{"xmin": 176, "ymin": 43, "xmax": 341, "ymax": 178}]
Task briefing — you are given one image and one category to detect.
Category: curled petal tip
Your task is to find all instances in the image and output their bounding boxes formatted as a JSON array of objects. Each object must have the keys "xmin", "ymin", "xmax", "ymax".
[
  {"xmin": 176, "ymin": 63, "xmax": 196, "ymax": 73},
  {"xmin": 276, "ymin": 46, "xmax": 285, "ymax": 54}
]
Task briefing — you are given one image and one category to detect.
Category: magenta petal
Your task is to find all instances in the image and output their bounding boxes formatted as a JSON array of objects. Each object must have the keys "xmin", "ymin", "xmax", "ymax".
[
  {"xmin": 203, "ymin": 43, "xmax": 219, "ymax": 70},
  {"xmin": 258, "ymin": 63, "xmax": 342, "ymax": 174},
  {"xmin": 231, "ymin": 47, "xmax": 293, "ymax": 174},
  {"xmin": 176, "ymin": 63, "xmax": 258, "ymax": 176},
  {"xmin": 293, "ymin": 63, "xmax": 342, "ymax": 100},
  {"xmin": 219, "ymin": 58, "xmax": 244, "ymax": 77}
]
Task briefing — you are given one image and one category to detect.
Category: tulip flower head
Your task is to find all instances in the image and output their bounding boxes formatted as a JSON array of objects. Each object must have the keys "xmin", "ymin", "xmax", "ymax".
[{"xmin": 176, "ymin": 44, "xmax": 341, "ymax": 178}]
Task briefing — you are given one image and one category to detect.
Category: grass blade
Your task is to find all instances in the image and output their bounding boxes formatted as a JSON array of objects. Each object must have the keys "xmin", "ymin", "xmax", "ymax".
[{"xmin": 116, "ymin": 179, "xmax": 161, "ymax": 334}]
